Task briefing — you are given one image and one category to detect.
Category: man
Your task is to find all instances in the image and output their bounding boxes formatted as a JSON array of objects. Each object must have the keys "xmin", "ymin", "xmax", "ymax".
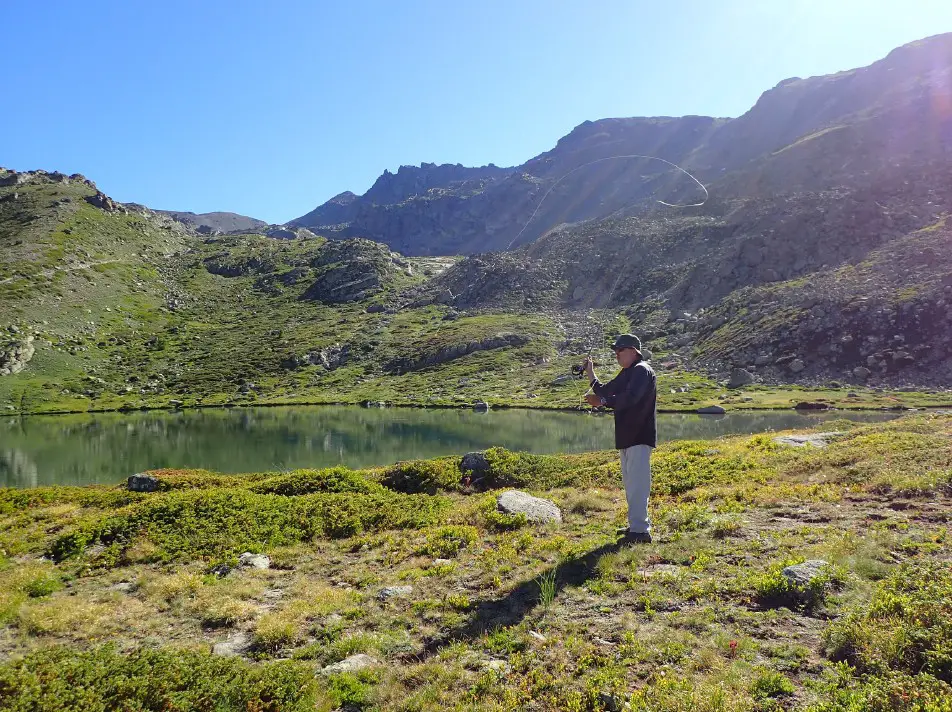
[{"xmin": 583, "ymin": 334, "xmax": 657, "ymax": 544}]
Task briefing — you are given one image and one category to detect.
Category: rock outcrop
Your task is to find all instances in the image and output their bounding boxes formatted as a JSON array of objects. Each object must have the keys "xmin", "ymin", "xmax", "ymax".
[{"xmin": 0, "ymin": 334, "xmax": 35, "ymax": 376}]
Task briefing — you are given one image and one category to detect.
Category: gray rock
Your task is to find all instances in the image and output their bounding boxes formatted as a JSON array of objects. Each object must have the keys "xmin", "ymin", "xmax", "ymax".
[
  {"xmin": 483, "ymin": 659, "xmax": 511, "ymax": 674},
  {"xmin": 320, "ymin": 653, "xmax": 380, "ymax": 675},
  {"xmin": 789, "ymin": 359, "xmax": 806, "ymax": 373},
  {"xmin": 460, "ymin": 451, "xmax": 490, "ymax": 474},
  {"xmin": 473, "ymin": 400, "xmax": 490, "ymax": 412},
  {"xmin": 212, "ymin": 631, "xmax": 253, "ymax": 657},
  {"xmin": 696, "ymin": 405, "xmax": 726, "ymax": 415},
  {"xmin": 128, "ymin": 473, "xmax": 160, "ymax": 492},
  {"xmin": 551, "ymin": 374, "xmax": 574, "ymax": 385},
  {"xmin": 782, "ymin": 559, "xmax": 832, "ymax": 588},
  {"xmin": 852, "ymin": 366, "xmax": 871, "ymax": 380},
  {"xmin": 496, "ymin": 490, "xmax": 562, "ymax": 524},
  {"xmin": 377, "ymin": 585, "xmax": 413, "ymax": 601},
  {"xmin": 773, "ymin": 432, "xmax": 845, "ymax": 448},
  {"xmin": 598, "ymin": 692, "xmax": 625, "ymax": 712},
  {"xmin": 238, "ymin": 552, "xmax": 271, "ymax": 570},
  {"xmin": 727, "ymin": 368, "xmax": 754, "ymax": 388}
]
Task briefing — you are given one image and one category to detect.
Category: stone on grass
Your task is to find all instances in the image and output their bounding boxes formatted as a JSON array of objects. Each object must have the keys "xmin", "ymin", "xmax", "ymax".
[
  {"xmin": 496, "ymin": 490, "xmax": 562, "ymax": 524},
  {"xmin": 783, "ymin": 560, "xmax": 832, "ymax": 590},
  {"xmin": 727, "ymin": 368, "xmax": 754, "ymax": 388},
  {"xmin": 320, "ymin": 653, "xmax": 379, "ymax": 675},
  {"xmin": 773, "ymin": 432, "xmax": 845, "ymax": 449},
  {"xmin": 238, "ymin": 552, "xmax": 271, "ymax": 570},
  {"xmin": 212, "ymin": 631, "xmax": 253, "ymax": 657},
  {"xmin": 696, "ymin": 405, "xmax": 726, "ymax": 415},
  {"xmin": 598, "ymin": 692, "xmax": 625, "ymax": 712},
  {"xmin": 127, "ymin": 473, "xmax": 160, "ymax": 492},
  {"xmin": 377, "ymin": 585, "xmax": 413, "ymax": 601}
]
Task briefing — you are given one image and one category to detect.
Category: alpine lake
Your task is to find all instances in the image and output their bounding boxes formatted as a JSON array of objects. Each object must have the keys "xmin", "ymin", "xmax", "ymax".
[{"xmin": 0, "ymin": 405, "xmax": 900, "ymax": 488}]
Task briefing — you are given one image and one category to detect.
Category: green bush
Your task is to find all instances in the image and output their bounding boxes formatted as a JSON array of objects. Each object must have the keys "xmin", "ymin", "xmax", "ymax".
[
  {"xmin": 810, "ymin": 664, "xmax": 952, "ymax": 712},
  {"xmin": 49, "ymin": 489, "xmax": 450, "ymax": 563},
  {"xmin": 415, "ymin": 525, "xmax": 479, "ymax": 557},
  {"xmin": 249, "ymin": 466, "xmax": 384, "ymax": 496},
  {"xmin": 824, "ymin": 561, "xmax": 952, "ymax": 682},
  {"xmin": 652, "ymin": 442, "xmax": 759, "ymax": 496},
  {"xmin": 23, "ymin": 573, "xmax": 63, "ymax": 599},
  {"xmin": 750, "ymin": 669, "xmax": 794, "ymax": 699},
  {"xmin": 0, "ymin": 644, "xmax": 321, "ymax": 711},
  {"xmin": 380, "ymin": 458, "xmax": 460, "ymax": 494}
]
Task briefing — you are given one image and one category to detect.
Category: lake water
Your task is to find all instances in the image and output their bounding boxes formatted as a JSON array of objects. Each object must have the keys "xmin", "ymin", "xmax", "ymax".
[{"xmin": 0, "ymin": 406, "xmax": 899, "ymax": 488}]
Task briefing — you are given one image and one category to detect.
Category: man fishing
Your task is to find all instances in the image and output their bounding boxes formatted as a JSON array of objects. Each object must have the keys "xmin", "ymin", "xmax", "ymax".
[{"xmin": 583, "ymin": 334, "xmax": 657, "ymax": 544}]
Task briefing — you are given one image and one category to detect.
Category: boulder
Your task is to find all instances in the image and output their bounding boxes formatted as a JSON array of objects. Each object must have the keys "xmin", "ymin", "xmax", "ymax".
[
  {"xmin": 727, "ymin": 368, "xmax": 754, "ymax": 388},
  {"xmin": 0, "ymin": 334, "xmax": 36, "ymax": 376},
  {"xmin": 128, "ymin": 473, "xmax": 160, "ymax": 492},
  {"xmin": 377, "ymin": 585, "xmax": 413, "ymax": 601},
  {"xmin": 852, "ymin": 366, "xmax": 871, "ymax": 380},
  {"xmin": 789, "ymin": 359, "xmax": 806, "ymax": 373},
  {"xmin": 783, "ymin": 560, "xmax": 831, "ymax": 587},
  {"xmin": 212, "ymin": 632, "xmax": 253, "ymax": 657},
  {"xmin": 320, "ymin": 653, "xmax": 379, "ymax": 675},
  {"xmin": 473, "ymin": 400, "xmax": 490, "ymax": 412},
  {"xmin": 697, "ymin": 405, "xmax": 726, "ymax": 415},
  {"xmin": 238, "ymin": 552, "xmax": 271, "ymax": 570},
  {"xmin": 496, "ymin": 490, "xmax": 562, "ymax": 524},
  {"xmin": 460, "ymin": 451, "xmax": 490, "ymax": 475}
]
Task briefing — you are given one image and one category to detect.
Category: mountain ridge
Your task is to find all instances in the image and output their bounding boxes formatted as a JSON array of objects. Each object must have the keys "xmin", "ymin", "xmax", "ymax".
[{"xmin": 290, "ymin": 32, "xmax": 952, "ymax": 256}]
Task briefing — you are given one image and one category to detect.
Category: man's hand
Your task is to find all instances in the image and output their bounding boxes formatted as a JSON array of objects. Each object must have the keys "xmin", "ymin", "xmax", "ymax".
[
  {"xmin": 584, "ymin": 393, "xmax": 602, "ymax": 407},
  {"xmin": 583, "ymin": 356, "xmax": 596, "ymax": 382}
]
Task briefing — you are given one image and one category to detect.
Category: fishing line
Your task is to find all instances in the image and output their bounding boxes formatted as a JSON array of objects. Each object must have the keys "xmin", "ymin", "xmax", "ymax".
[{"xmin": 505, "ymin": 154, "xmax": 708, "ymax": 251}]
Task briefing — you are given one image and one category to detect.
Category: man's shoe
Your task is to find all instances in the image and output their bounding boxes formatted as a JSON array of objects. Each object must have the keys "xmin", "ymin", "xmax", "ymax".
[{"xmin": 619, "ymin": 531, "xmax": 652, "ymax": 545}]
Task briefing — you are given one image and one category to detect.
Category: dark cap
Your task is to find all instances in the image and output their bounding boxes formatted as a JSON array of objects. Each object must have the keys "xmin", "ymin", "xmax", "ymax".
[{"xmin": 612, "ymin": 334, "xmax": 642, "ymax": 351}]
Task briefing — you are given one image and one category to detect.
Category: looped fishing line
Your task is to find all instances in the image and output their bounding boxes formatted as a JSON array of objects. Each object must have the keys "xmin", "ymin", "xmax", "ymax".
[{"xmin": 505, "ymin": 154, "xmax": 708, "ymax": 251}]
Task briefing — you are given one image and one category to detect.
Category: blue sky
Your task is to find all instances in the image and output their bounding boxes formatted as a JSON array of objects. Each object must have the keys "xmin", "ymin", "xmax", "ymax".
[{"xmin": 3, "ymin": 1, "xmax": 952, "ymax": 223}]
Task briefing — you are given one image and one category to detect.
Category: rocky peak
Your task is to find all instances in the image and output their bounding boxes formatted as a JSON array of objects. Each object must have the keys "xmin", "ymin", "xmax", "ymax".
[{"xmin": 362, "ymin": 162, "xmax": 511, "ymax": 206}]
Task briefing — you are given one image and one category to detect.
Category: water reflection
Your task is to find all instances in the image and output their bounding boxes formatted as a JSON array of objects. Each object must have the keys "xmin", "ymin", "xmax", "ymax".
[{"xmin": 0, "ymin": 406, "xmax": 898, "ymax": 488}]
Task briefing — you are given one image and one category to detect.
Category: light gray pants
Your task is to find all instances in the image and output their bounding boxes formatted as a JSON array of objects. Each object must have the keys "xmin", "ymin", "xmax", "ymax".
[{"xmin": 621, "ymin": 444, "xmax": 652, "ymax": 533}]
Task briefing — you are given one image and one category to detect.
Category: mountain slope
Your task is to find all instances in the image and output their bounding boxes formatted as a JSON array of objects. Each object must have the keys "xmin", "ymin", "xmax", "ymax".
[
  {"xmin": 157, "ymin": 210, "xmax": 268, "ymax": 234},
  {"xmin": 291, "ymin": 32, "xmax": 952, "ymax": 256}
]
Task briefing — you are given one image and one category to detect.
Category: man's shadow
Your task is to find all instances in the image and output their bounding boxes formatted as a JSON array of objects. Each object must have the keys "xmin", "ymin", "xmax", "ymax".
[{"xmin": 420, "ymin": 540, "xmax": 622, "ymax": 657}]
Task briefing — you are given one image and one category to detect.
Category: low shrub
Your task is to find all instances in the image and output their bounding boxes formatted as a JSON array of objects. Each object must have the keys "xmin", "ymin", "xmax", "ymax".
[
  {"xmin": 415, "ymin": 525, "xmax": 478, "ymax": 557},
  {"xmin": 0, "ymin": 644, "xmax": 321, "ymax": 711},
  {"xmin": 824, "ymin": 561, "xmax": 952, "ymax": 682},
  {"xmin": 750, "ymin": 669, "xmax": 794, "ymax": 699},
  {"xmin": 249, "ymin": 466, "xmax": 384, "ymax": 496},
  {"xmin": 380, "ymin": 458, "xmax": 459, "ymax": 494},
  {"xmin": 810, "ymin": 664, "xmax": 952, "ymax": 712},
  {"xmin": 49, "ymin": 489, "xmax": 450, "ymax": 563}
]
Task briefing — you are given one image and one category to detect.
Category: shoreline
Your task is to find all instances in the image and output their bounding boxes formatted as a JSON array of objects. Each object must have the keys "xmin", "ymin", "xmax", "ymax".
[{"xmin": 1, "ymin": 396, "xmax": 948, "ymax": 419}]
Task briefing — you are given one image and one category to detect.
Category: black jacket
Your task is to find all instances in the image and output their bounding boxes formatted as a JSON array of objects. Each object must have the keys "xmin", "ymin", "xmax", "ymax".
[{"xmin": 591, "ymin": 360, "xmax": 657, "ymax": 449}]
